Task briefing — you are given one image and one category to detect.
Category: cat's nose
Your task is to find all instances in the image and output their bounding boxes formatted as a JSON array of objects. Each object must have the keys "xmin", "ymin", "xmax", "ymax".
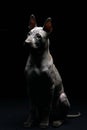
[
  {"xmin": 25, "ymin": 36, "xmax": 34, "ymax": 44},
  {"xmin": 25, "ymin": 38, "xmax": 30, "ymax": 44},
  {"xmin": 24, "ymin": 38, "xmax": 32, "ymax": 48}
]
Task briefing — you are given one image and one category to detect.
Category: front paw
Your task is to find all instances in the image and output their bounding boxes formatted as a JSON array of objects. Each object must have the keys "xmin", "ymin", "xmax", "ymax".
[
  {"xmin": 52, "ymin": 120, "xmax": 64, "ymax": 127},
  {"xmin": 39, "ymin": 120, "xmax": 49, "ymax": 128},
  {"xmin": 24, "ymin": 120, "xmax": 34, "ymax": 127}
]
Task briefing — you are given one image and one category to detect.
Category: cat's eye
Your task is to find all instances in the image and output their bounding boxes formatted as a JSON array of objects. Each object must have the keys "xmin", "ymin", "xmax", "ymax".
[{"xmin": 36, "ymin": 33, "xmax": 41, "ymax": 39}]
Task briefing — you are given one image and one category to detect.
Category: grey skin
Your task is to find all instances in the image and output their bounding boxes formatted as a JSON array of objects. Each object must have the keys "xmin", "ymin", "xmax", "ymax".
[{"xmin": 24, "ymin": 14, "xmax": 80, "ymax": 128}]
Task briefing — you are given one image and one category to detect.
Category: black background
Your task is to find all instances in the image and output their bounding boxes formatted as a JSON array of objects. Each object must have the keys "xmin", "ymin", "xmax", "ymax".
[{"xmin": 0, "ymin": 1, "xmax": 86, "ymax": 101}]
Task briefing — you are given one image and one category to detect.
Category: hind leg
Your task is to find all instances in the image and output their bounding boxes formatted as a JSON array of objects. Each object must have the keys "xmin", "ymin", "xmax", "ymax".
[
  {"xmin": 58, "ymin": 92, "xmax": 70, "ymax": 119},
  {"xmin": 51, "ymin": 85, "xmax": 70, "ymax": 127}
]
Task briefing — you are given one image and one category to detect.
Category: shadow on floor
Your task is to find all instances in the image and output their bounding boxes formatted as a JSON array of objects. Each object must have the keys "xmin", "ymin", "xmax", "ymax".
[{"xmin": 0, "ymin": 97, "xmax": 87, "ymax": 130}]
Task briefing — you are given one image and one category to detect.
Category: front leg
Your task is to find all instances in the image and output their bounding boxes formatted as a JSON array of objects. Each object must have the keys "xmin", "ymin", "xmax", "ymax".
[
  {"xmin": 24, "ymin": 94, "xmax": 37, "ymax": 127},
  {"xmin": 37, "ymin": 71, "xmax": 55, "ymax": 128},
  {"xmin": 24, "ymin": 71, "xmax": 38, "ymax": 127},
  {"xmin": 38, "ymin": 85, "xmax": 54, "ymax": 128}
]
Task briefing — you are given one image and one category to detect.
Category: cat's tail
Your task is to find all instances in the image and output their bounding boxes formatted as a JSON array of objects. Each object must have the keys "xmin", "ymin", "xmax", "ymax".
[{"xmin": 66, "ymin": 112, "xmax": 81, "ymax": 118}]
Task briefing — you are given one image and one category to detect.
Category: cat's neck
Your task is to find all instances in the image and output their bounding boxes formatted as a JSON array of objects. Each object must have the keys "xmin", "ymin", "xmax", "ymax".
[
  {"xmin": 30, "ymin": 39, "xmax": 50, "ymax": 60},
  {"xmin": 30, "ymin": 49, "xmax": 51, "ymax": 67}
]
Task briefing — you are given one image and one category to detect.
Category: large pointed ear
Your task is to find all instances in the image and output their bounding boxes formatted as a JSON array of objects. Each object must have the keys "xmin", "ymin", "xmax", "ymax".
[
  {"xmin": 28, "ymin": 14, "xmax": 37, "ymax": 30},
  {"xmin": 43, "ymin": 17, "xmax": 53, "ymax": 33}
]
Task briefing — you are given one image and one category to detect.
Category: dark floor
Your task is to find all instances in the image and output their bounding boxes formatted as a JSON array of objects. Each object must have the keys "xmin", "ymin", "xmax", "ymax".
[{"xmin": 0, "ymin": 97, "xmax": 87, "ymax": 130}]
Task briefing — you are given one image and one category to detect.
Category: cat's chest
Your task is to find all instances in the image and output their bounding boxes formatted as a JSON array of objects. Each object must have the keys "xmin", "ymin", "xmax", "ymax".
[
  {"xmin": 31, "ymin": 66, "xmax": 41, "ymax": 76},
  {"xmin": 28, "ymin": 66, "xmax": 52, "ymax": 86},
  {"xmin": 27, "ymin": 63, "xmax": 49, "ymax": 76}
]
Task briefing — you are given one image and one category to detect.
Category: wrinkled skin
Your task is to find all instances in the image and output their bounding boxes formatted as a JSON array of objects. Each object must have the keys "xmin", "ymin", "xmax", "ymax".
[{"xmin": 24, "ymin": 14, "xmax": 70, "ymax": 128}]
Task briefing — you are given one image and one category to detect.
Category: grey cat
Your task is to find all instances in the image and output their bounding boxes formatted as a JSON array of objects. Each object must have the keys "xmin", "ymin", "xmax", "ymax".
[{"xmin": 24, "ymin": 14, "xmax": 80, "ymax": 128}]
